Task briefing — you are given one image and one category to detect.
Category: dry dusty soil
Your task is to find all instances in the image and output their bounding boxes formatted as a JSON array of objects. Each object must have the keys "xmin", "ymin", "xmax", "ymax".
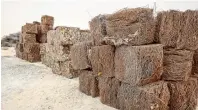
[{"xmin": 1, "ymin": 48, "xmax": 116, "ymax": 110}]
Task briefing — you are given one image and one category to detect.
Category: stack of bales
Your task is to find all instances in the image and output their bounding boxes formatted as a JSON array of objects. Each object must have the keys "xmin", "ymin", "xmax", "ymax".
[
  {"xmin": 156, "ymin": 10, "xmax": 198, "ymax": 110},
  {"xmin": 38, "ymin": 15, "xmax": 54, "ymax": 43},
  {"xmin": 16, "ymin": 15, "xmax": 54, "ymax": 62},
  {"xmin": 40, "ymin": 26, "xmax": 92, "ymax": 78},
  {"xmin": 75, "ymin": 8, "xmax": 170, "ymax": 110}
]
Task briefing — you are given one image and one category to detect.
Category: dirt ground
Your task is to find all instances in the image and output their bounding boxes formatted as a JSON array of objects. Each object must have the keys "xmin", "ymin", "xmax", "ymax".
[{"xmin": 1, "ymin": 48, "xmax": 116, "ymax": 110}]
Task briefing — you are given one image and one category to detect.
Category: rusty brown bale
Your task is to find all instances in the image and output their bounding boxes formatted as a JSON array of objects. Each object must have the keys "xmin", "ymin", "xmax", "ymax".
[
  {"xmin": 41, "ymin": 15, "xmax": 54, "ymax": 26},
  {"xmin": 168, "ymin": 77, "xmax": 198, "ymax": 110},
  {"xmin": 115, "ymin": 44, "xmax": 163, "ymax": 85},
  {"xmin": 22, "ymin": 23, "xmax": 38, "ymax": 34},
  {"xmin": 22, "ymin": 33, "xmax": 36, "ymax": 43},
  {"xmin": 79, "ymin": 70, "xmax": 99, "ymax": 97},
  {"xmin": 41, "ymin": 24, "xmax": 53, "ymax": 34},
  {"xmin": 158, "ymin": 10, "xmax": 198, "ymax": 51},
  {"xmin": 98, "ymin": 77, "xmax": 121, "ymax": 109},
  {"xmin": 118, "ymin": 81, "xmax": 170, "ymax": 110},
  {"xmin": 23, "ymin": 43, "xmax": 40, "ymax": 54},
  {"xmin": 90, "ymin": 45, "xmax": 115, "ymax": 77},
  {"xmin": 103, "ymin": 8, "xmax": 155, "ymax": 46},
  {"xmin": 192, "ymin": 49, "xmax": 198, "ymax": 77},
  {"xmin": 89, "ymin": 15, "xmax": 107, "ymax": 46},
  {"xmin": 162, "ymin": 49, "xmax": 194, "ymax": 81},
  {"xmin": 70, "ymin": 42, "xmax": 92, "ymax": 70}
]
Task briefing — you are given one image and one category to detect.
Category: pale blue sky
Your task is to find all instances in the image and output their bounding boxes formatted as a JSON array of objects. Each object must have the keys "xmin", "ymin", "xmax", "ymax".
[{"xmin": 1, "ymin": 0, "xmax": 198, "ymax": 37}]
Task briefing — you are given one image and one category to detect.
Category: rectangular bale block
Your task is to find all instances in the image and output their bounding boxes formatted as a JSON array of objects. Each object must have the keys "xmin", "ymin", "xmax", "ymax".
[
  {"xmin": 56, "ymin": 26, "xmax": 81, "ymax": 45},
  {"xmin": 104, "ymin": 8, "xmax": 155, "ymax": 46},
  {"xmin": 42, "ymin": 53, "xmax": 54, "ymax": 68},
  {"xmin": 192, "ymin": 49, "xmax": 198, "ymax": 77},
  {"xmin": 98, "ymin": 77, "xmax": 121, "ymax": 109},
  {"xmin": 118, "ymin": 81, "xmax": 170, "ymax": 110},
  {"xmin": 41, "ymin": 15, "xmax": 54, "ymax": 25},
  {"xmin": 70, "ymin": 42, "xmax": 92, "ymax": 70},
  {"xmin": 79, "ymin": 30, "xmax": 93, "ymax": 43},
  {"xmin": 47, "ymin": 30, "xmax": 56, "ymax": 45},
  {"xmin": 38, "ymin": 34, "xmax": 47, "ymax": 43},
  {"xmin": 90, "ymin": 45, "xmax": 115, "ymax": 77},
  {"xmin": 168, "ymin": 77, "xmax": 198, "ymax": 110},
  {"xmin": 158, "ymin": 10, "xmax": 198, "ymax": 50},
  {"xmin": 51, "ymin": 61, "xmax": 79, "ymax": 78},
  {"xmin": 22, "ymin": 23, "xmax": 38, "ymax": 34},
  {"xmin": 22, "ymin": 33, "xmax": 36, "ymax": 43},
  {"xmin": 79, "ymin": 70, "xmax": 99, "ymax": 97},
  {"xmin": 23, "ymin": 43, "xmax": 40, "ymax": 54},
  {"xmin": 162, "ymin": 49, "xmax": 194, "ymax": 81},
  {"xmin": 89, "ymin": 15, "xmax": 107, "ymax": 46},
  {"xmin": 115, "ymin": 44, "xmax": 163, "ymax": 85},
  {"xmin": 21, "ymin": 52, "xmax": 28, "ymax": 60},
  {"xmin": 27, "ymin": 53, "xmax": 41, "ymax": 62},
  {"xmin": 52, "ymin": 44, "xmax": 71, "ymax": 62},
  {"xmin": 41, "ymin": 24, "xmax": 53, "ymax": 34},
  {"xmin": 51, "ymin": 61, "xmax": 62, "ymax": 75},
  {"xmin": 40, "ymin": 43, "xmax": 47, "ymax": 55},
  {"xmin": 59, "ymin": 61, "xmax": 80, "ymax": 79}
]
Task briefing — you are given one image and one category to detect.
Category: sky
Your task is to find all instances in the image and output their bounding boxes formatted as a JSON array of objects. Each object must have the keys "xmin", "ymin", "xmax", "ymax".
[{"xmin": 1, "ymin": 0, "xmax": 198, "ymax": 37}]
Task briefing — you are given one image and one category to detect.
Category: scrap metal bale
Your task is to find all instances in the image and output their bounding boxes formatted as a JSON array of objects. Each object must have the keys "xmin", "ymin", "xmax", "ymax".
[
  {"xmin": 162, "ymin": 49, "xmax": 194, "ymax": 81},
  {"xmin": 47, "ymin": 30, "xmax": 56, "ymax": 45},
  {"xmin": 55, "ymin": 26, "xmax": 81, "ymax": 45},
  {"xmin": 89, "ymin": 15, "xmax": 107, "ymax": 46},
  {"xmin": 33, "ymin": 21, "xmax": 40, "ymax": 25},
  {"xmin": 80, "ymin": 30, "xmax": 93, "ymax": 43},
  {"xmin": 40, "ymin": 43, "xmax": 47, "ymax": 55},
  {"xmin": 192, "ymin": 49, "xmax": 198, "ymax": 77},
  {"xmin": 51, "ymin": 61, "xmax": 79, "ymax": 78},
  {"xmin": 70, "ymin": 42, "xmax": 92, "ymax": 70},
  {"xmin": 168, "ymin": 77, "xmax": 198, "ymax": 110},
  {"xmin": 22, "ymin": 23, "xmax": 38, "ymax": 34},
  {"xmin": 90, "ymin": 45, "xmax": 115, "ymax": 77},
  {"xmin": 41, "ymin": 15, "xmax": 54, "ymax": 26},
  {"xmin": 103, "ymin": 8, "xmax": 155, "ymax": 46},
  {"xmin": 27, "ymin": 53, "xmax": 41, "ymax": 62},
  {"xmin": 41, "ymin": 53, "xmax": 54, "ymax": 68},
  {"xmin": 118, "ymin": 81, "xmax": 170, "ymax": 110},
  {"xmin": 41, "ymin": 24, "xmax": 53, "ymax": 34},
  {"xmin": 98, "ymin": 77, "xmax": 121, "ymax": 109},
  {"xmin": 59, "ymin": 61, "xmax": 80, "ymax": 78},
  {"xmin": 21, "ymin": 52, "xmax": 28, "ymax": 60},
  {"xmin": 158, "ymin": 10, "xmax": 198, "ymax": 50},
  {"xmin": 39, "ymin": 34, "xmax": 47, "ymax": 43},
  {"xmin": 115, "ymin": 44, "xmax": 163, "ymax": 85},
  {"xmin": 79, "ymin": 70, "xmax": 99, "ymax": 97},
  {"xmin": 22, "ymin": 33, "xmax": 36, "ymax": 43},
  {"xmin": 23, "ymin": 43, "xmax": 40, "ymax": 54}
]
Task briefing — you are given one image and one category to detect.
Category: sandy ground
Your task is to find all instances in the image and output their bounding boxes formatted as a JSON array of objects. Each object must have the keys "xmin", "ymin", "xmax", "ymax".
[{"xmin": 1, "ymin": 48, "xmax": 116, "ymax": 110}]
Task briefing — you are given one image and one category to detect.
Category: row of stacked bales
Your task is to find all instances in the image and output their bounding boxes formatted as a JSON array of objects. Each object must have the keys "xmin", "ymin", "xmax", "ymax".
[
  {"xmin": 156, "ymin": 10, "xmax": 198, "ymax": 110},
  {"xmin": 75, "ymin": 8, "xmax": 171, "ymax": 110},
  {"xmin": 40, "ymin": 26, "xmax": 92, "ymax": 78},
  {"xmin": 15, "ymin": 15, "xmax": 54, "ymax": 62}
]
